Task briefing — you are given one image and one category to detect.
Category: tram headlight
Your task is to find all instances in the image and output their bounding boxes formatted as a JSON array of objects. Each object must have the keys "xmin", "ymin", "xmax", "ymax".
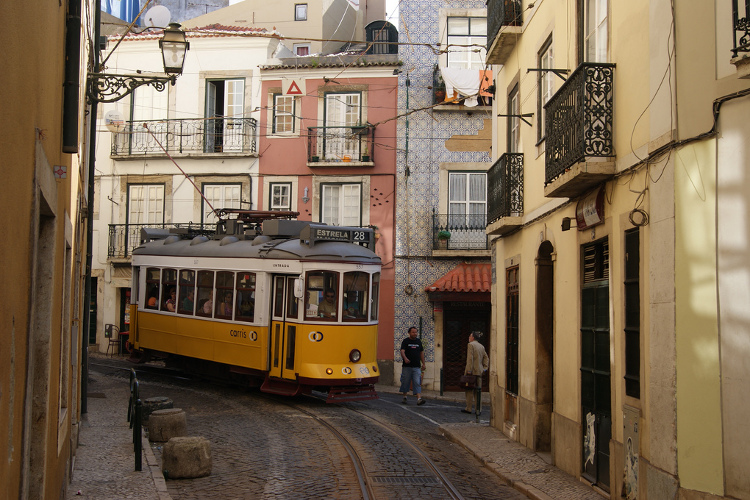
[
  {"xmin": 349, "ymin": 349, "xmax": 361, "ymax": 363},
  {"xmin": 326, "ymin": 368, "xmax": 333, "ymax": 375}
]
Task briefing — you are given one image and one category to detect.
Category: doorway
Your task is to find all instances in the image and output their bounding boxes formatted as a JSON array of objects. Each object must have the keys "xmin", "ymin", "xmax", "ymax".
[
  {"xmin": 269, "ymin": 275, "xmax": 299, "ymax": 380},
  {"xmin": 580, "ymin": 238, "xmax": 611, "ymax": 491},
  {"xmin": 443, "ymin": 301, "xmax": 490, "ymax": 391},
  {"xmin": 535, "ymin": 241, "xmax": 554, "ymax": 452}
]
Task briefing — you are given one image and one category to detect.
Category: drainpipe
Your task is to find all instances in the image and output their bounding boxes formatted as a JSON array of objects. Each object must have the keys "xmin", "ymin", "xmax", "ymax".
[{"xmin": 82, "ymin": 0, "xmax": 102, "ymax": 414}]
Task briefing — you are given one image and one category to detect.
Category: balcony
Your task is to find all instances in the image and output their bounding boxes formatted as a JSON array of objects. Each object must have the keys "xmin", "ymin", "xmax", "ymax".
[
  {"xmin": 108, "ymin": 223, "xmax": 213, "ymax": 260},
  {"xmin": 544, "ymin": 63, "xmax": 616, "ymax": 199},
  {"xmin": 486, "ymin": 0, "xmax": 523, "ymax": 65},
  {"xmin": 731, "ymin": 0, "xmax": 750, "ymax": 78},
  {"xmin": 432, "ymin": 213, "xmax": 490, "ymax": 254},
  {"xmin": 486, "ymin": 153, "xmax": 523, "ymax": 236},
  {"xmin": 111, "ymin": 117, "xmax": 258, "ymax": 157},
  {"xmin": 307, "ymin": 125, "xmax": 375, "ymax": 166}
]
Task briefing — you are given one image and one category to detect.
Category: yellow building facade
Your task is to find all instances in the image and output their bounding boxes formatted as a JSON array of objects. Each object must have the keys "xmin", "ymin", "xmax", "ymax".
[
  {"xmin": 0, "ymin": 1, "xmax": 91, "ymax": 497},
  {"xmin": 485, "ymin": 0, "xmax": 750, "ymax": 497}
]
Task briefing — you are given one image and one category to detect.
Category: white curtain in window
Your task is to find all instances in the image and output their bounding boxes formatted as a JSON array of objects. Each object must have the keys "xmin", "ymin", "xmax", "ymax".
[
  {"xmin": 128, "ymin": 185, "xmax": 164, "ymax": 225},
  {"xmin": 203, "ymin": 184, "xmax": 241, "ymax": 223}
]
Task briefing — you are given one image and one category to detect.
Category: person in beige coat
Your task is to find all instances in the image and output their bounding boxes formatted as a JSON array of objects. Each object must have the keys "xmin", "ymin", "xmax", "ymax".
[{"xmin": 462, "ymin": 331, "xmax": 489, "ymax": 414}]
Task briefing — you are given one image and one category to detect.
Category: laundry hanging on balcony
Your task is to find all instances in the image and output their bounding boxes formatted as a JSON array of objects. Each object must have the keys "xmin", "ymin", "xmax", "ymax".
[{"xmin": 439, "ymin": 68, "xmax": 493, "ymax": 107}]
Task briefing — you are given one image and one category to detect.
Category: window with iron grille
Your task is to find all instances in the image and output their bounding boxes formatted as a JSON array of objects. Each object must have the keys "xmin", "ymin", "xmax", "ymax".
[
  {"xmin": 624, "ymin": 228, "xmax": 640, "ymax": 398},
  {"xmin": 506, "ymin": 266, "xmax": 519, "ymax": 395}
]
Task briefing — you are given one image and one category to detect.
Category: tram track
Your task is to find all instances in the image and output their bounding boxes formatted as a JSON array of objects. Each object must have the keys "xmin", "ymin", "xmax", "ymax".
[
  {"xmin": 91, "ymin": 358, "xmax": 466, "ymax": 499},
  {"xmin": 281, "ymin": 394, "xmax": 465, "ymax": 500}
]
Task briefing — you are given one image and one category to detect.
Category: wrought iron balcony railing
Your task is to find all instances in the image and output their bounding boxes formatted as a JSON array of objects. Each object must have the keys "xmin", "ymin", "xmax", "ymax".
[
  {"xmin": 487, "ymin": 0, "xmax": 523, "ymax": 50},
  {"xmin": 432, "ymin": 213, "xmax": 490, "ymax": 251},
  {"xmin": 488, "ymin": 153, "xmax": 524, "ymax": 224},
  {"xmin": 111, "ymin": 117, "xmax": 258, "ymax": 156},
  {"xmin": 732, "ymin": 0, "xmax": 750, "ymax": 57},
  {"xmin": 307, "ymin": 125, "xmax": 374, "ymax": 163},
  {"xmin": 108, "ymin": 223, "xmax": 214, "ymax": 259},
  {"xmin": 544, "ymin": 63, "xmax": 615, "ymax": 185}
]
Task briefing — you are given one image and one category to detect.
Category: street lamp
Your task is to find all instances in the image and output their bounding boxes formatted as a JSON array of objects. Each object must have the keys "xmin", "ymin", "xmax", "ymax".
[{"xmin": 87, "ymin": 23, "xmax": 189, "ymax": 103}]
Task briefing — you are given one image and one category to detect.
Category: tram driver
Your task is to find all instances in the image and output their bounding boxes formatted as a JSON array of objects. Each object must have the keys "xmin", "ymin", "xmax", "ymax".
[{"xmin": 318, "ymin": 289, "xmax": 338, "ymax": 318}]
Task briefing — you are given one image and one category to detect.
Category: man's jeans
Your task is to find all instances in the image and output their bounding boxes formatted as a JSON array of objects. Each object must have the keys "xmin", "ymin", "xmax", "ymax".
[{"xmin": 399, "ymin": 366, "xmax": 422, "ymax": 395}]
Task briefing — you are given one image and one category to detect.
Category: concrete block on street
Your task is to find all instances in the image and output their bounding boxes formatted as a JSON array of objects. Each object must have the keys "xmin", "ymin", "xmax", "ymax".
[
  {"xmin": 148, "ymin": 408, "xmax": 187, "ymax": 442},
  {"xmin": 142, "ymin": 396, "xmax": 173, "ymax": 422},
  {"xmin": 162, "ymin": 436, "xmax": 212, "ymax": 479}
]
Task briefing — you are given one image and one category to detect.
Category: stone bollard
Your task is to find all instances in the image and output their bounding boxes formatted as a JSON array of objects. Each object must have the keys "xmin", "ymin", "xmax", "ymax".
[
  {"xmin": 142, "ymin": 397, "xmax": 173, "ymax": 422},
  {"xmin": 148, "ymin": 408, "xmax": 187, "ymax": 442},
  {"xmin": 162, "ymin": 436, "xmax": 212, "ymax": 479}
]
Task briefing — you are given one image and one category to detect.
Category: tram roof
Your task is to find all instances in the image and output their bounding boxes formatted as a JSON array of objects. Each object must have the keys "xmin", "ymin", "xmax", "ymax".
[{"xmin": 132, "ymin": 235, "xmax": 381, "ymax": 264}]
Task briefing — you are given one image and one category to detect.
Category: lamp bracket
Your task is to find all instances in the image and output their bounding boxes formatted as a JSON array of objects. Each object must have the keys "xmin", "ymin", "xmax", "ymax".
[
  {"xmin": 497, "ymin": 113, "xmax": 534, "ymax": 127},
  {"xmin": 87, "ymin": 72, "xmax": 176, "ymax": 104},
  {"xmin": 526, "ymin": 68, "xmax": 570, "ymax": 81}
]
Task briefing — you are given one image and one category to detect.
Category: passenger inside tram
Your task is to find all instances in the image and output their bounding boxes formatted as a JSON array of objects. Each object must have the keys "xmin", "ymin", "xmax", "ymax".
[{"xmin": 317, "ymin": 289, "xmax": 338, "ymax": 318}]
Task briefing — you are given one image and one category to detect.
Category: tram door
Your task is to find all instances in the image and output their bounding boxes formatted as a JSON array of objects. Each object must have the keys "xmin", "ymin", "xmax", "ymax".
[{"xmin": 269, "ymin": 275, "xmax": 300, "ymax": 380}]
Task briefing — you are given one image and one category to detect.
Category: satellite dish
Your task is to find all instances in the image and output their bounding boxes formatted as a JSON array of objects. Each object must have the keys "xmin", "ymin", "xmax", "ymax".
[
  {"xmin": 104, "ymin": 110, "xmax": 125, "ymax": 133},
  {"xmin": 144, "ymin": 5, "xmax": 171, "ymax": 28}
]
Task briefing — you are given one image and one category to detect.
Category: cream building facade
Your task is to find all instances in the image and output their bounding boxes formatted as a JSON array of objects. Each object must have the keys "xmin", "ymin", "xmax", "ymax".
[{"xmin": 485, "ymin": 0, "xmax": 750, "ymax": 497}]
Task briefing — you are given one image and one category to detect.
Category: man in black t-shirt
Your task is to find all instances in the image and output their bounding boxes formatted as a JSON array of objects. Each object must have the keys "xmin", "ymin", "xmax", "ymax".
[{"xmin": 399, "ymin": 326, "xmax": 426, "ymax": 405}]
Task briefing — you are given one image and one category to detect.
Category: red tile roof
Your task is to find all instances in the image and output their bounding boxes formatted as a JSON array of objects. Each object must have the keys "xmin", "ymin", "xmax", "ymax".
[
  {"xmin": 425, "ymin": 263, "xmax": 491, "ymax": 293},
  {"xmin": 111, "ymin": 24, "xmax": 272, "ymax": 41}
]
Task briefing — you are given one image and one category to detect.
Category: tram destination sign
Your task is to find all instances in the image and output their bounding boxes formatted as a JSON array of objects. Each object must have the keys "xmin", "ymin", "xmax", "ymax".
[{"xmin": 301, "ymin": 224, "xmax": 373, "ymax": 249}]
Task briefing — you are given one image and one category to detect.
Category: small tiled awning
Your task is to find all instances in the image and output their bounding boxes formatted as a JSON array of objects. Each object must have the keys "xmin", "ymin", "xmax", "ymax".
[{"xmin": 425, "ymin": 263, "xmax": 491, "ymax": 294}]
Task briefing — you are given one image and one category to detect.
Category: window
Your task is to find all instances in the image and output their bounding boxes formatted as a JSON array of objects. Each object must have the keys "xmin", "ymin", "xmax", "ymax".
[
  {"xmin": 270, "ymin": 183, "xmax": 292, "ymax": 211},
  {"xmin": 178, "ymin": 270, "xmax": 196, "ymax": 315},
  {"xmin": 202, "ymin": 183, "xmax": 242, "ymax": 223},
  {"xmin": 215, "ymin": 271, "xmax": 234, "ymax": 319},
  {"xmin": 131, "ymin": 86, "xmax": 168, "ymax": 122},
  {"xmin": 293, "ymin": 43, "xmax": 310, "ymax": 56},
  {"xmin": 446, "ymin": 17, "xmax": 487, "ymax": 69},
  {"xmin": 196, "ymin": 271, "xmax": 214, "ymax": 317},
  {"xmin": 323, "ymin": 92, "xmax": 362, "ymax": 160},
  {"xmin": 305, "ymin": 271, "xmax": 339, "ymax": 321},
  {"xmin": 342, "ymin": 271, "xmax": 369, "ymax": 322},
  {"xmin": 624, "ymin": 228, "xmax": 640, "ymax": 398},
  {"xmin": 583, "ymin": 0, "xmax": 607, "ymax": 63},
  {"xmin": 538, "ymin": 38, "xmax": 554, "ymax": 141},
  {"xmin": 295, "ymin": 3, "xmax": 307, "ymax": 21},
  {"xmin": 145, "ymin": 268, "xmax": 160, "ymax": 309},
  {"xmin": 508, "ymin": 84, "xmax": 520, "ymax": 153},
  {"xmin": 205, "ymin": 78, "xmax": 245, "ymax": 152},
  {"xmin": 236, "ymin": 272, "xmax": 256, "ymax": 323},
  {"xmin": 160, "ymin": 268, "xmax": 177, "ymax": 312},
  {"xmin": 273, "ymin": 94, "xmax": 296, "ymax": 134},
  {"xmin": 448, "ymin": 172, "xmax": 487, "ymax": 229},
  {"xmin": 321, "ymin": 184, "xmax": 361, "ymax": 226},
  {"xmin": 370, "ymin": 272, "xmax": 380, "ymax": 321},
  {"xmin": 506, "ymin": 266, "xmax": 519, "ymax": 395},
  {"xmin": 128, "ymin": 184, "xmax": 164, "ymax": 225}
]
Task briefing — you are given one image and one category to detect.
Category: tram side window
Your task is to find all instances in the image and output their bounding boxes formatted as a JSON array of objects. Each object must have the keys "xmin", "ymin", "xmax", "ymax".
[
  {"xmin": 343, "ymin": 271, "xmax": 369, "ymax": 322},
  {"xmin": 196, "ymin": 270, "xmax": 214, "ymax": 317},
  {"xmin": 161, "ymin": 268, "xmax": 177, "ymax": 312},
  {"xmin": 286, "ymin": 276, "xmax": 299, "ymax": 320},
  {"xmin": 370, "ymin": 272, "xmax": 380, "ymax": 321},
  {"xmin": 178, "ymin": 270, "xmax": 196, "ymax": 315},
  {"xmin": 305, "ymin": 271, "xmax": 339, "ymax": 320},
  {"xmin": 236, "ymin": 272, "xmax": 256, "ymax": 323},
  {"xmin": 145, "ymin": 268, "xmax": 160, "ymax": 309},
  {"xmin": 216, "ymin": 271, "xmax": 234, "ymax": 319}
]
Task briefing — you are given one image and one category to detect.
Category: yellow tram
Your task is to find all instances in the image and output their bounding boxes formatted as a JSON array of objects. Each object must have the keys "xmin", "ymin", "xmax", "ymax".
[{"xmin": 129, "ymin": 211, "xmax": 381, "ymax": 401}]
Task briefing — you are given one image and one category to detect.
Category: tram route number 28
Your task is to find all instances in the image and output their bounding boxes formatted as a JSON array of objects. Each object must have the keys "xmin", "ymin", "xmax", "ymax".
[{"xmin": 353, "ymin": 231, "xmax": 367, "ymax": 241}]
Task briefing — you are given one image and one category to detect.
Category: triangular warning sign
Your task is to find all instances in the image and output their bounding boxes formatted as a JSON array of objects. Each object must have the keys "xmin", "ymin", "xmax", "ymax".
[{"xmin": 286, "ymin": 81, "xmax": 303, "ymax": 95}]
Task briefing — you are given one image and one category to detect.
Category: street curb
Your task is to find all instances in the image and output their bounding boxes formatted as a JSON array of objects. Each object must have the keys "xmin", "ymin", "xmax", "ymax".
[
  {"xmin": 142, "ymin": 432, "xmax": 172, "ymax": 500},
  {"xmin": 439, "ymin": 425, "xmax": 549, "ymax": 500}
]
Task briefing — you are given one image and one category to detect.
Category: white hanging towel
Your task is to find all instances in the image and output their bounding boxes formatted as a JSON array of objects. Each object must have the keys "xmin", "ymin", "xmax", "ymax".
[{"xmin": 440, "ymin": 67, "xmax": 480, "ymax": 107}]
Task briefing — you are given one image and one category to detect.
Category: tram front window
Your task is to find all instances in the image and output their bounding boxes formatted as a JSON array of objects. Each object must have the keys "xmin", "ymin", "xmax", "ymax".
[
  {"xmin": 343, "ymin": 271, "xmax": 369, "ymax": 321},
  {"xmin": 305, "ymin": 271, "xmax": 339, "ymax": 320}
]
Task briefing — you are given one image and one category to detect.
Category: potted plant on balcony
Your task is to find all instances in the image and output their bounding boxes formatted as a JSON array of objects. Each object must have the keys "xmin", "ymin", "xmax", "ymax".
[{"xmin": 437, "ymin": 230, "xmax": 451, "ymax": 250}]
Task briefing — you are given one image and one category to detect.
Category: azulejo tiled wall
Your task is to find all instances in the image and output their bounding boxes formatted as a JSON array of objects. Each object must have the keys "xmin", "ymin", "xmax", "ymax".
[{"xmin": 393, "ymin": 0, "xmax": 491, "ymax": 365}]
